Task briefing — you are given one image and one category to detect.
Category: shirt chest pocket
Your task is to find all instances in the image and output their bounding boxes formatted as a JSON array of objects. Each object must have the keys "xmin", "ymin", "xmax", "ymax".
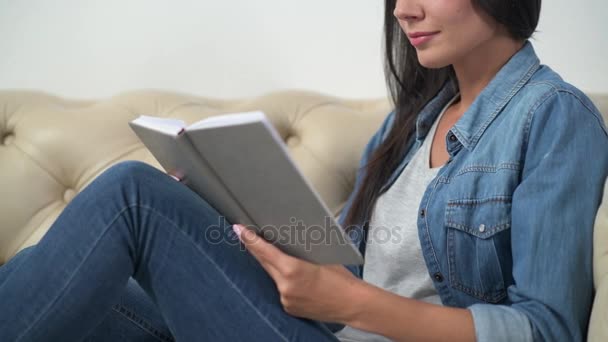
[{"xmin": 444, "ymin": 196, "xmax": 513, "ymax": 303}]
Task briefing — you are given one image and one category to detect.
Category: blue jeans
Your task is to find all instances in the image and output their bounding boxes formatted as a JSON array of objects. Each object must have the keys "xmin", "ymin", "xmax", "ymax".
[{"xmin": 0, "ymin": 161, "xmax": 342, "ymax": 341}]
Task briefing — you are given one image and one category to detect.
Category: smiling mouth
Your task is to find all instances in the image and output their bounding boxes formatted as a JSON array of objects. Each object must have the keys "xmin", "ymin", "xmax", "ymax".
[{"xmin": 408, "ymin": 31, "xmax": 440, "ymax": 47}]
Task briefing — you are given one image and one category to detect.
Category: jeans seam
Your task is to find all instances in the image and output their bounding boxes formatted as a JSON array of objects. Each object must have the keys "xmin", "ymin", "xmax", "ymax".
[
  {"xmin": 112, "ymin": 304, "xmax": 174, "ymax": 342},
  {"xmin": 137, "ymin": 205, "xmax": 291, "ymax": 342},
  {"xmin": 16, "ymin": 204, "xmax": 137, "ymax": 342}
]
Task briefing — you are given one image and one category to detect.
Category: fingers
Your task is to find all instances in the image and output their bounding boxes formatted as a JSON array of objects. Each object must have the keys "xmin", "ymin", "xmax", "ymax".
[
  {"xmin": 233, "ymin": 224, "xmax": 279, "ymax": 261},
  {"xmin": 233, "ymin": 224, "xmax": 303, "ymax": 277},
  {"xmin": 232, "ymin": 224, "xmax": 282, "ymax": 277}
]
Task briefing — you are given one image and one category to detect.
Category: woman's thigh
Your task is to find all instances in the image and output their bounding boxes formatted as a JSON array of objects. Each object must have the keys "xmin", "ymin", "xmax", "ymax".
[
  {"xmin": 85, "ymin": 278, "xmax": 174, "ymax": 342},
  {"xmin": 1, "ymin": 161, "xmax": 341, "ymax": 341},
  {"xmin": 0, "ymin": 246, "xmax": 35, "ymax": 287}
]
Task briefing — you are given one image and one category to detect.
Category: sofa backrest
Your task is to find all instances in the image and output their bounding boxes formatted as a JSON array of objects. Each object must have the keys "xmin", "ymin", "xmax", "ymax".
[
  {"xmin": 589, "ymin": 92, "xmax": 608, "ymax": 341},
  {"xmin": 0, "ymin": 90, "xmax": 390, "ymax": 262}
]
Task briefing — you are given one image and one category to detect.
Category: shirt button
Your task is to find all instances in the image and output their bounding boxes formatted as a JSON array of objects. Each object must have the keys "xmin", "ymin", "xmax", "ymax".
[
  {"xmin": 420, "ymin": 209, "xmax": 426, "ymax": 217},
  {"xmin": 479, "ymin": 224, "xmax": 486, "ymax": 233},
  {"xmin": 433, "ymin": 272, "xmax": 444, "ymax": 282},
  {"xmin": 449, "ymin": 134, "xmax": 457, "ymax": 142}
]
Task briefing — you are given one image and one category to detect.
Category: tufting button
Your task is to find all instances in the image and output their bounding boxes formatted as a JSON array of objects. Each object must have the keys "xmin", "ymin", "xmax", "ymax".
[
  {"xmin": 286, "ymin": 135, "xmax": 300, "ymax": 147},
  {"xmin": 64, "ymin": 189, "xmax": 77, "ymax": 203},
  {"xmin": 2, "ymin": 133, "xmax": 15, "ymax": 145}
]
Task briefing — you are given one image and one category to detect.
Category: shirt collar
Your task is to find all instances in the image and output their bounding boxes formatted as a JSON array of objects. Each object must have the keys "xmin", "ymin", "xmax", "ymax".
[{"xmin": 414, "ymin": 41, "xmax": 541, "ymax": 151}]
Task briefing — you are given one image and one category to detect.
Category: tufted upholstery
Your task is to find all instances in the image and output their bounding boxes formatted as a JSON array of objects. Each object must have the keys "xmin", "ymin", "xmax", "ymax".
[
  {"xmin": 0, "ymin": 90, "xmax": 390, "ymax": 262},
  {"xmin": 0, "ymin": 90, "xmax": 606, "ymax": 340}
]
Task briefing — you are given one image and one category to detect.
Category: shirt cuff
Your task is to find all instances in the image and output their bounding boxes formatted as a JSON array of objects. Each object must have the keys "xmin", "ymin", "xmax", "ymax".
[{"xmin": 468, "ymin": 303, "xmax": 533, "ymax": 342}]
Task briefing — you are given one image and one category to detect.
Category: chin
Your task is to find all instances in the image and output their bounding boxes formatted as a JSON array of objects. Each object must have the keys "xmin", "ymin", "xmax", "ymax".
[
  {"xmin": 416, "ymin": 55, "xmax": 450, "ymax": 69},
  {"xmin": 415, "ymin": 49, "xmax": 451, "ymax": 69}
]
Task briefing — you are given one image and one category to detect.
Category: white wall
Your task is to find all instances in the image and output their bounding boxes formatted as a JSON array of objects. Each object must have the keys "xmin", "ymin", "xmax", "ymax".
[
  {"xmin": 0, "ymin": 0, "xmax": 605, "ymax": 99},
  {"xmin": 535, "ymin": 0, "xmax": 608, "ymax": 94}
]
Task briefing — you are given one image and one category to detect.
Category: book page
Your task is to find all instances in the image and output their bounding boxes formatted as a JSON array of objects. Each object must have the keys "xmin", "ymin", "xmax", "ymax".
[
  {"xmin": 187, "ymin": 111, "xmax": 266, "ymax": 131},
  {"xmin": 131, "ymin": 115, "xmax": 186, "ymax": 136}
]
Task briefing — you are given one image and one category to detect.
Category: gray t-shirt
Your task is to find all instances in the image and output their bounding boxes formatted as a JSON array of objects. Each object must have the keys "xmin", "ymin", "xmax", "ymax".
[{"xmin": 335, "ymin": 96, "xmax": 457, "ymax": 342}]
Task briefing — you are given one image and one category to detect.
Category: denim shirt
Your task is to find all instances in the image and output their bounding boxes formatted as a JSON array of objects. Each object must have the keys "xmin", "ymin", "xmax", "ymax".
[{"xmin": 338, "ymin": 41, "xmax": 608, "ymax": 341}]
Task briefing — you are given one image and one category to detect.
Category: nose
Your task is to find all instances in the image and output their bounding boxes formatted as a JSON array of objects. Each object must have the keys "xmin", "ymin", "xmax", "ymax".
[{"xmin": 393, "ymin": 0, "xmax": 424, "ymax": 21}]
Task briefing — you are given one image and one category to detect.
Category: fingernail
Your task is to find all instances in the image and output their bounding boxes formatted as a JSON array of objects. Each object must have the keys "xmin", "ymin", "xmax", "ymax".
[{"xmin": 232, "ymin": 224, "xmax": 243, "ymax": 239}]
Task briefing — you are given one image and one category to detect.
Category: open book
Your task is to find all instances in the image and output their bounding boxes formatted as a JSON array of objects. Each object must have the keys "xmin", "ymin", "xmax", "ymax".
[{"xmin": 129, "ymin": 111, "xmax": 363, "ymax": 265}]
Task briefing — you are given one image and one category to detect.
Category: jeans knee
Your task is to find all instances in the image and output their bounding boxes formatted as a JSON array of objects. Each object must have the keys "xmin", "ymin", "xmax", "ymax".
[
  {"xmin": 108, "ymin": 160, "xmax": 158, "ymax": 175},
  {"xmin": 81, "ymin": 161, "xmax": 169, "ymax": 210},
  {"xmin": 100, "ymin": 161, "xmax": 164, "ymax": 188}
]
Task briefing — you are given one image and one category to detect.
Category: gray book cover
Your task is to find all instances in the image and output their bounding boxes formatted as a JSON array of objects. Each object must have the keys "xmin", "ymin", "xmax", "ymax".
[{"xmin": 130, "ymin": 113, "xmax": 363, "ymax": 265}]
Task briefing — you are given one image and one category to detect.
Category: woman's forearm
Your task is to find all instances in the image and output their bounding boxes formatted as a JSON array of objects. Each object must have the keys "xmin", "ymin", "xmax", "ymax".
[{"xmin": 342, "ymin": 281, "xmax": 476, "ymax": 342}]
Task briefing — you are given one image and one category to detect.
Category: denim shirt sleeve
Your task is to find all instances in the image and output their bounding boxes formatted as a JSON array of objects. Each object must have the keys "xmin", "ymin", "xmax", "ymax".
[{"xmin": 468, "ymin": 91, "xmax": 608, "ymax": 342}]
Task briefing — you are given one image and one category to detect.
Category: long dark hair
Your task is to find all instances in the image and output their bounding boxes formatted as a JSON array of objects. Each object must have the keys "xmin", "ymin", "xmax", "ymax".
[{"xmin": 343, "ymin": 0, "xmax": 542, "ymax": 232}]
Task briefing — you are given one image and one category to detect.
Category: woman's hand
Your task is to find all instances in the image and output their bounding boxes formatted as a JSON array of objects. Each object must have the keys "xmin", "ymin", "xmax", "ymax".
[
  {"xmin": 232, "ymin": 224, "xmax": 475, "ymax": 341},
  {"xmin": 232, "ymin": 223, "xmax": 363, "ymax": 324}
]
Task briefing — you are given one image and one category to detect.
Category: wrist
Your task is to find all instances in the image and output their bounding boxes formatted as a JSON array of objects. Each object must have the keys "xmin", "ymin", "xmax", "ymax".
[{"xmin": 340, "ymin": 278, "xmax": 375, "ymax": 326}]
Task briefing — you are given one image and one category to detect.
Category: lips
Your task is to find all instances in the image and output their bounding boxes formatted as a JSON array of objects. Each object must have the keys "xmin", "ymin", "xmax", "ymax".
[{"xmin": 407, "ymin": 31, "xmax": 440, "ymax": 47}]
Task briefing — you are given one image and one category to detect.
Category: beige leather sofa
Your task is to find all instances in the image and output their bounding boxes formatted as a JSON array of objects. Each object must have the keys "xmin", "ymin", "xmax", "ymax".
[{"xmin": 0, "ymin": 90, "xmax": 606, "ymax": 341}]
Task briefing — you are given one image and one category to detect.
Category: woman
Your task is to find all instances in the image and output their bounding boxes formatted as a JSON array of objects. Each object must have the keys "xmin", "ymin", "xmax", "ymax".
[{"xmin": 2, "ymin": 0, "xmax": 606, "ymax": 341}]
